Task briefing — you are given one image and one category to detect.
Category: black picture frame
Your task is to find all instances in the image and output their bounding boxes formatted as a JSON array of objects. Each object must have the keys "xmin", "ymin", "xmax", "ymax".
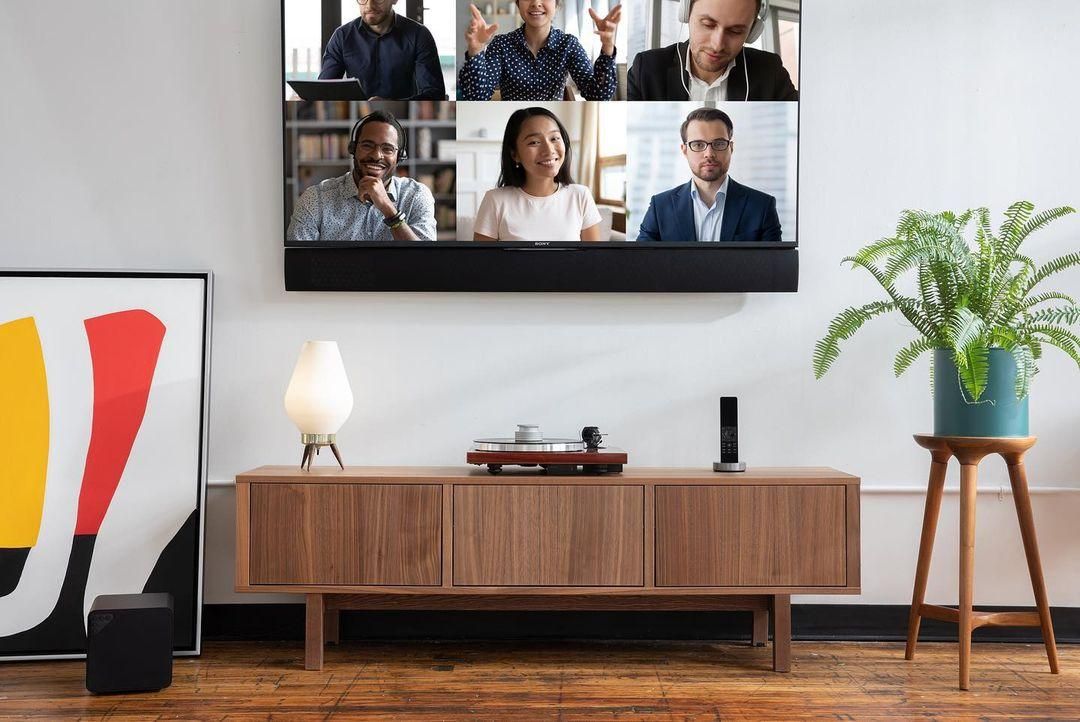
[{"xmin": 0, "ymin": 270, "xmax": 212, "ymax": 660}]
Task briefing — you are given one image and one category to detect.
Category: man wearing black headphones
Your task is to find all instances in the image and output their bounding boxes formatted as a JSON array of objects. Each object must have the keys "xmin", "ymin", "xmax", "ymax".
[
  {"xmin": 287, "ymin": 110, "xmax": 436, "ymax": 241},
  {"xmin": 628, "ymin": 0, "xmax": 797, "ymax": 101}
]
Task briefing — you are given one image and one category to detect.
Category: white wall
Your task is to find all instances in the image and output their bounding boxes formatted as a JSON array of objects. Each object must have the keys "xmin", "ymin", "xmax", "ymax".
[{"xmin": 2, "ymin": 0, "xmax": 1080, "ymax": 607}]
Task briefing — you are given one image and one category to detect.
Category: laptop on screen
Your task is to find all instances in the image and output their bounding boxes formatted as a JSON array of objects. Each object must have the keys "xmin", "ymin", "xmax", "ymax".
[{"xmin": 287, "ymin": 78, "xmax": 367, "ymax": 101}]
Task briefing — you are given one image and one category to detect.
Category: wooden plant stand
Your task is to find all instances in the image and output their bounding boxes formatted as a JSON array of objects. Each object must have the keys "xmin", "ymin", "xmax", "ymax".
[{"xmin": 905, "ymin": 435, "xmax": 1059, "ymax": 690}]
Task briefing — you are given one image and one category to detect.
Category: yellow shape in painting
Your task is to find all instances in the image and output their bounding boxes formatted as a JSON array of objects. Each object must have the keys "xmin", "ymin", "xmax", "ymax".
[{"xmin": 0, "ymin": 317, "xmax": 49, "ymax": 548}]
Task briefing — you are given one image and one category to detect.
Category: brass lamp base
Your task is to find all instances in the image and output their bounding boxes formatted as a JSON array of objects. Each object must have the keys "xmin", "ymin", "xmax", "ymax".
[{"xmin": 299, "ymin": 433, "xmax": 344, "ymax": 471}]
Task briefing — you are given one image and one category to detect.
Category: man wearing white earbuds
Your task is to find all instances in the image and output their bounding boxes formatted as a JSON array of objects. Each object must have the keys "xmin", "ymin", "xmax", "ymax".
[{"xmin": 628, "ymin": 0, "xmax": 797, "ymax": 101}]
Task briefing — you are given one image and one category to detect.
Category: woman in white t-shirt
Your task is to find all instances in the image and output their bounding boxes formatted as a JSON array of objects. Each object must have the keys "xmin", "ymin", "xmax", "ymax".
[{"xmin": 473, "ymin": 107, "xmax": 603, "ymax": 241}]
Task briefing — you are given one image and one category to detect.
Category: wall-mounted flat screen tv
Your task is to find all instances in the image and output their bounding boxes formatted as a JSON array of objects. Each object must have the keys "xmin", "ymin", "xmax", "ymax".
[{"xmin": 282, "ymin": 0, "xmax": 800, "ymax": 291}]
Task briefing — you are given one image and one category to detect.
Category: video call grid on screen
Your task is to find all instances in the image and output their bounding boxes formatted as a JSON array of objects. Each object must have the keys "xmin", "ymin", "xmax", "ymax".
[{"xmin": 282, "ymin": 0, "xmax": 800, "ymax": 245}]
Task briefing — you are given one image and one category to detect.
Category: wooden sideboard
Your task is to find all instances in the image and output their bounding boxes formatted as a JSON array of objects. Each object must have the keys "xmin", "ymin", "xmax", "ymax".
[{"xmin": 235, "ymin": 466, "xmax": 860, "ymax": 671}]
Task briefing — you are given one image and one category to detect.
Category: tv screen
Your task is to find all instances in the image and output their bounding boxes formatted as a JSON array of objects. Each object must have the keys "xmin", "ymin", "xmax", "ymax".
[{"xmin": 281, "ymin": 0, "xmax": 800, "ymax": 291}]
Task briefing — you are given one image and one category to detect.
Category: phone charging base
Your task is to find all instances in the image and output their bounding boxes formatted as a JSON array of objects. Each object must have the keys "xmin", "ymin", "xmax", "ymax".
[{"xmin": 713, "ymin": 461, "xmax": 747, "ymax": 472}]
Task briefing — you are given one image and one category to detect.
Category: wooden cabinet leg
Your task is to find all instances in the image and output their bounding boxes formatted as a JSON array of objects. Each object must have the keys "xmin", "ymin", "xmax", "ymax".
[
  {"xmin": 752, "ymin": 608, "xmax": 768, "ymax": 647},
  {"xmin": 771, "ymin": 594, "xmax": 791, "ymax": 673},
  {"xmin": 325, "ymin": 606, "xmax": 341, "ymax": 645},
  {"xmin": 958, "ymin": 463, "xmax": 977, "ymax": 691},
  {"xmin": 305, "ymin": 593, "xmax": 325, "ymax": 670},
  {"xmin": 906, "ymin": 454, "xmax": 949, "ymax": 660},
  {"xmin": 1006, "ymin": 458, "xmax": 1060, "ymax": 674}
]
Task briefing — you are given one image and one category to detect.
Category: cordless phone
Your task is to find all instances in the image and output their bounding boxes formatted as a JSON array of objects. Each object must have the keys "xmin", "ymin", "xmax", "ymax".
[{"xmin": 713, "ymin": 396, "xmax": 747, "ymax": 472}]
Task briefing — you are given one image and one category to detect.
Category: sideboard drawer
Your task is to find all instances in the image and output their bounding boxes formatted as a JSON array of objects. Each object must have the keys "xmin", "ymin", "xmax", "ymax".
[
  {"xmin": 453, "ymin": 485, "xmax": 644, "ymax": 586},
  {"xmin": 655, "ymin": 485, "xmax": 847, "ymax": 587},
  {"xmin": 249, "ymin": 483, "xmax": 442, "ymax": 586}
]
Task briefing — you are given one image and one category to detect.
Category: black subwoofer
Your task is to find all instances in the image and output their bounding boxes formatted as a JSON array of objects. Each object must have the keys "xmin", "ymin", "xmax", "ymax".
[{"xmin": 86, "ymin": 593, "xmax": 174, "ymax": 694}]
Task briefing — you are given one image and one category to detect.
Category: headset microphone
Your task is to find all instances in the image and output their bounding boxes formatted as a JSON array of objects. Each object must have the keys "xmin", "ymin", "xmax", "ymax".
[{"xmin": 348, "ymin": 112, "xmax": 409, "ymax": 162}]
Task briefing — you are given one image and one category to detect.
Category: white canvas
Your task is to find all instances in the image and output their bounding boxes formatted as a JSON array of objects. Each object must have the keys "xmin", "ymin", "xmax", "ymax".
[{"xmin": 0, "ymin": 272, "xmax": 210, "ymax": 659}]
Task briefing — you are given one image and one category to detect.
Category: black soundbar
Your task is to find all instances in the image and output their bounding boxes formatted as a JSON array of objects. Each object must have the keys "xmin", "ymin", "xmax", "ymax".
[{"xmin": 284, "ymin": 243, "xmax": 799, "ymax": 292}]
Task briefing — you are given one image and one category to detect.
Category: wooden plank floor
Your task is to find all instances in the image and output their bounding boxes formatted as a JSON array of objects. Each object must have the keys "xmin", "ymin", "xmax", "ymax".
[{"xmin": 1, "ymin": 640, "xmax": 1078, "ymax": 720}]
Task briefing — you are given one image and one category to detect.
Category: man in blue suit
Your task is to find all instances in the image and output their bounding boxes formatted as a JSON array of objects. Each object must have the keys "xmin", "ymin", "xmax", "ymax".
[{"xmin": 637, "ymin": 108, "xmax": 782, "ymax": 242}]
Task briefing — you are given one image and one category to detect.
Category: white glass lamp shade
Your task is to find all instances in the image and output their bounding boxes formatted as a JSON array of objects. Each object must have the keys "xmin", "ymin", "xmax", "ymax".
[{"xmin": 284, "ymin": 341, "xmax": 354, "ymax": 436}]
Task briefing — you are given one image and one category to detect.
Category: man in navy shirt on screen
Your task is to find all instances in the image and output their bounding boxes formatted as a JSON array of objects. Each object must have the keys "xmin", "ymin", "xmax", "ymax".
[{"xmin": 319, "ymin": 0, "xmax": 446, "ymax": 100}]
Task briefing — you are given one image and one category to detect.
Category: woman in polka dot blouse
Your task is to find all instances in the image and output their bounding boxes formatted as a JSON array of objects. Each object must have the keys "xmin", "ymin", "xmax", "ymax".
[{"xmin": 459, "ymin": 1, "xmax": 622, "ymax": 101}]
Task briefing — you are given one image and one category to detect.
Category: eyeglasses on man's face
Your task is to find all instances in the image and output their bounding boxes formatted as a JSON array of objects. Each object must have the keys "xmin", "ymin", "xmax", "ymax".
[
  {"xmin": 357, "ymin": 140, "xmax": 399, "ymax": 157},
  {"xmin": 686, "ymin": 138, "xmax": 732, "ymax": 152}
]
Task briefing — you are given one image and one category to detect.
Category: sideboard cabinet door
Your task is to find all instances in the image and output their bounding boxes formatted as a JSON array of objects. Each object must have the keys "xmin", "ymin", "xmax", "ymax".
[
  {"xmin": 453, "ymin": 485, "xmax": 644, "ymax": 586},
  {"xmin": 249, "ymin": 483, "xmax": 442, "ymax": 586},
  {"xmin": 655, "ymin": 485, "xmax": 847, "ymax": 587}
]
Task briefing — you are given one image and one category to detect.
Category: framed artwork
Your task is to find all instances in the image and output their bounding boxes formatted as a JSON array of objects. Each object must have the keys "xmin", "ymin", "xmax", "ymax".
[{"xmin": 0, "ymin": 271, "xmax": 212, "ymax": 660}]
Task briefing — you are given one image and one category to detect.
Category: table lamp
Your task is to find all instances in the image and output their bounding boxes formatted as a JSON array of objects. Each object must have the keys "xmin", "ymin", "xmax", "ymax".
[{"xmin": 284, "ymin": 341, "xmax": 353, "ymax": 470}]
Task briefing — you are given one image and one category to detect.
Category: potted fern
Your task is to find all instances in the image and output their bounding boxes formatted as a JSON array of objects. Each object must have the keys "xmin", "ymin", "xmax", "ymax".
[{"xmin": 814, "ymin": 201, "xmax": 1079, "ymax": 437}]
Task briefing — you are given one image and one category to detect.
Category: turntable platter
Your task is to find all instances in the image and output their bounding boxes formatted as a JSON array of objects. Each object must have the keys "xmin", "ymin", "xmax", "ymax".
[{"xmin": 472, "ymin": 438, "xmax": 586, "ymax": 453}]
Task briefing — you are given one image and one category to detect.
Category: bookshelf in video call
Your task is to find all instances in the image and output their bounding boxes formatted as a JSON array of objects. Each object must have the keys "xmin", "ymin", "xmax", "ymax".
[
  {"xmin": 235, "ymin": 466, "xmax": 861, "ymax": 671},
  {"xmin": 285, "ymin": 101, "xmax": 458, "ymax": 240}
]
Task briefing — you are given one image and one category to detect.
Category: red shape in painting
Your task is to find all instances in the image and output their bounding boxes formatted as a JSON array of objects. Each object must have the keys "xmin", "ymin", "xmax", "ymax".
[{"xmin": 75, "ymin": 310, "xmax": 166, "ymax": 535}]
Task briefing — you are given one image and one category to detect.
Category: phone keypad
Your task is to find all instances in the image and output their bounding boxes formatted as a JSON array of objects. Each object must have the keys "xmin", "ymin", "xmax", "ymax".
[{"xmin": 721, "ymin": 427, "xmax": 738, "ymax": 459}]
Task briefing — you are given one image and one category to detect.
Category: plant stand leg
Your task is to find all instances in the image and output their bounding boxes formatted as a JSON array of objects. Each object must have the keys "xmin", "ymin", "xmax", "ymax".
[
  {"xmin": 958, "ymin": 463, "xmax": 977, "ymax": 691},
  {"xmin": 906, "ymin": 451, "xmax": 949, "ymax": 660},
  {"xmin": 1005, "ymin": 454, "xmax": 1059, "ymax": 674}
]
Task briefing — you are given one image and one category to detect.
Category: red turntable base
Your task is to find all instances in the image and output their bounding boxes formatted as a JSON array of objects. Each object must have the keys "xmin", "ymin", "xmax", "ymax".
[{"xmin": 466, "ymin": 448, "xmax": 627, "ymax": 475}]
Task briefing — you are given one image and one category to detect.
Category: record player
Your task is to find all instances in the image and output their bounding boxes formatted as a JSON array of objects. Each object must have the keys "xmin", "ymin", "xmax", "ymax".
[{"xmin": 467, "ymin": 424, "xmax": 627, "ymax": 475}]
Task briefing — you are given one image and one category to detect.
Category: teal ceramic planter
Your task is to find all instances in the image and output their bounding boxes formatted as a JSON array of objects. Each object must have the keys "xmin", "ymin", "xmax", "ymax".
[{"xmin": 933, "ymin": 348, "xmax": 1029, "ymax": 437}]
